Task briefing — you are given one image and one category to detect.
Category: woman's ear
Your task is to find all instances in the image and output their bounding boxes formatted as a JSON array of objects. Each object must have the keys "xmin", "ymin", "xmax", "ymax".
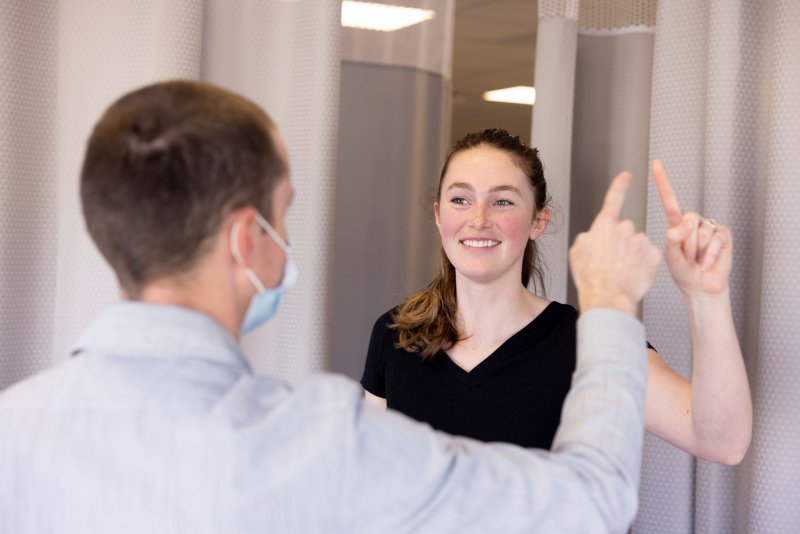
[
  {"xmin": 434, "ymin": 201, "xmax": 441, "ymax": 228},
  {"xmin": 530, "ymin": 207, "xmax": 551, "ymax": 240}
]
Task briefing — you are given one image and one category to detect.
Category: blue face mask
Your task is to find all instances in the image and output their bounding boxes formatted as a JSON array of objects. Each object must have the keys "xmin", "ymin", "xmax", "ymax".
[{"xmin": 231, "ymin": 213, "xmax": 298, "ymax": 335}]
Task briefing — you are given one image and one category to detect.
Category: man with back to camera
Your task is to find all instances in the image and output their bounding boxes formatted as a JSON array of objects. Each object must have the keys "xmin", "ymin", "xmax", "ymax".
[{"xmin": 0, "ymin": 80, "xmax": 660, "ymax": 533}]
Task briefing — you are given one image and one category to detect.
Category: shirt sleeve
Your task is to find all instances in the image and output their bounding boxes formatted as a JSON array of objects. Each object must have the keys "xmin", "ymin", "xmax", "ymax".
[
  {"xmin": 340, "ymin": 308, "xmax": 648, "ymax": 533},
  {"xmin": 359, "ymin": 312, "xmax": 391, "ymax": 397}
]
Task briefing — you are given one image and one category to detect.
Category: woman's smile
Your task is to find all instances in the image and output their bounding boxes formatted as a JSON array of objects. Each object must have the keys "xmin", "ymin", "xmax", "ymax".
[{"xmin": 460, "ymin": 238, "xmax": 501, "ymax": 249}]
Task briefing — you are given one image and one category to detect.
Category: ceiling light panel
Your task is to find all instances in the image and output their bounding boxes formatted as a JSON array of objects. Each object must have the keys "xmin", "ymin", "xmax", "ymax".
[
  {"xmin": 342, "ymin": 1, "xmax": 436, "ymax": 32},
  {"xmin": 482, "ymin": 86, "xmax": 536, "ymax": 106}
]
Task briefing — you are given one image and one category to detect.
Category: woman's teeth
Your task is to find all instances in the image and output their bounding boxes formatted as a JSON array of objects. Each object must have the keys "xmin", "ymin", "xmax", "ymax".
[{"xmin": 461, "ymin": 239, "xmax": 500, "ymax": 248}]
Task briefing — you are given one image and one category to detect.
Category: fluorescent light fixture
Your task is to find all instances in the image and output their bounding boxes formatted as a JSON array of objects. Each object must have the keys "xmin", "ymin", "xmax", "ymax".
[
  {"xmin": 342, "ymin": 1, "xmax": 436, "ymax": 32},
  {"xmin": 482, "ymin": 86, "xmax": 536, "ymax": 106}
]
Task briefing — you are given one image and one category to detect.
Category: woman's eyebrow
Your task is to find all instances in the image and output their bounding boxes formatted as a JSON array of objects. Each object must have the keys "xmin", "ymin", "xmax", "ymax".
[
  {"xmin": 490, "ymin": 185, "xmax": 523, "ymax": 196},
  {"xmin": 445, "ymin": 181, "xmax": 473, "ymax": 192},
  {"xmin": 445, "ymin": 183, "xmax": 522, "ymax": 196}
]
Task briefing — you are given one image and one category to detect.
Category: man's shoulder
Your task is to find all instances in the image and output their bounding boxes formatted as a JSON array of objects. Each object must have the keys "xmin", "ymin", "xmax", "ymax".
[
  {"xmin": 291, "ymin": 373, "xmax": 364, "ymax": 410},
  {"xmin": 225, "ymin": 373, "xmax": 366, "ymax": 455},
  {"xmin": 0, "ymin": 359, "xmax": 76, "ymax": 410},
  {"xmin": 231, "ymin": 372, "xmax": 363, "ymax": 421}
]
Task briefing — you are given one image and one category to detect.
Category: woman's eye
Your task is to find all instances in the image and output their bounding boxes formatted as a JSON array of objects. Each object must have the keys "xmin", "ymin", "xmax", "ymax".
[
  {"xmin": 449, "ymin": 197, "xmax": 468, "ymax": 205},
  {"xmin": 495, "ymin": 199, "xmax": 514, "ymax": 206}
]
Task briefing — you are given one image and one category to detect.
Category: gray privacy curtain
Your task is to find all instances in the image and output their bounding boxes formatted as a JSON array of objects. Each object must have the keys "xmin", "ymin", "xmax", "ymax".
[
  {"xmin": 642, "ymin": 1, "xmax": 800, "ymax": 532},
  {"xmin": 533, "ymin": 0, "xmax": 800, "ymax": 532},
  {"xmin": 0, "ymin": 0, "xmax": 341, "ymax": 388},
  {"xmin": 330, "ymin": 0, "xmax": 454, "ymax": 380}
]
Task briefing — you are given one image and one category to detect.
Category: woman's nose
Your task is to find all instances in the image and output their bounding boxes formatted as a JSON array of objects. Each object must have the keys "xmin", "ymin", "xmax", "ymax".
[{"xmin": 470, "ymin": 204, "xmax": 489, "ymax": 227}]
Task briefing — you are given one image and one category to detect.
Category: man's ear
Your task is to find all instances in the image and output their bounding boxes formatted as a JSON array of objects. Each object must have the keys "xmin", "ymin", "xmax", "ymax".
[
  {"xmin": 530, "ymin": 207, "xmax": 551, "ymax": 240},
  {"xmin": 229, "ymin": 208, "xmax": 258, "ymax": 267}
]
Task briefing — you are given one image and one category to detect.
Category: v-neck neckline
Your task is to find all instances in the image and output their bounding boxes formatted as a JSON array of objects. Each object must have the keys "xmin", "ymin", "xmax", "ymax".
[{"xmin": 440, "ymin": 301, "xmax": 558, "ymax": 384}]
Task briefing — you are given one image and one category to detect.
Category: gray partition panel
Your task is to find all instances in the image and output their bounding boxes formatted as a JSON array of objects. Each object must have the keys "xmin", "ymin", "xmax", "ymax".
[{"xmin": 330, "ymin": 61, "xmax": 447, "ymax": 381}]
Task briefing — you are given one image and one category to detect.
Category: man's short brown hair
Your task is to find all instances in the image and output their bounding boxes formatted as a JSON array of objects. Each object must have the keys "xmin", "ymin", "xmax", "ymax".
[{"xmin": 81, "ymin": 80, "xmax": 286, "ymax": 297}]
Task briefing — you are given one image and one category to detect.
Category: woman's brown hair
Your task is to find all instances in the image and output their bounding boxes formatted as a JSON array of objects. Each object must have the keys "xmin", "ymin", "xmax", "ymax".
[{"xmin": 391, "ymin": 128, "xmax": 549, "ymax": 359}]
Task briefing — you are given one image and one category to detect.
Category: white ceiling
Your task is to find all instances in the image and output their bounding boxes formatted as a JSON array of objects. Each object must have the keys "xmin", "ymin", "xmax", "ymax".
[{"xmin": 451, "ymin": 0, "xmax": 538, "ymax": 144}]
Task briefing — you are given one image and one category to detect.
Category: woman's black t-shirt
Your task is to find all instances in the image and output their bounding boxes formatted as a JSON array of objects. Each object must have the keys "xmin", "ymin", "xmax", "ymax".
[{"xmin": 360, "ymin": 301, "xmax": 579, "ymax": 449}]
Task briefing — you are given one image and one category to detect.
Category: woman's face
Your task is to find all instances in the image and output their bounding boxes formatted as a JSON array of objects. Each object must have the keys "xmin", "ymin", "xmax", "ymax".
[{"xmin": 435, "ymin": 145, "xmax": 548, "ymax": 285}]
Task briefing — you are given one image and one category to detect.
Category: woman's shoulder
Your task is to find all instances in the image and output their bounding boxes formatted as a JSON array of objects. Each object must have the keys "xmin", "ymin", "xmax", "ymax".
[
  {"xmin": 508, "ymin": 300, "xmax": 578, "ymax": 343},
  {"xmin": 549, "ymin": 300, "xmax": 578, "ymax": 313},
  {"xmin": 368, "ymin": 307, "xmax": 404, "ymax": 346},
  {"xmin": 372, "ymin": 307, "xmax": 398, "ymax": 330},
  {"xmin": 539, "ymin": 300, "xmax": 578, "ymax": 322}
]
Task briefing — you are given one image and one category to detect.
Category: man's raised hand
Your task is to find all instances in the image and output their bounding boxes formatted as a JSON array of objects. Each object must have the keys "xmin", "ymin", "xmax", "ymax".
[{"xmin": 569, "ymin": 172, "xmax": 662, "ymax": 315}]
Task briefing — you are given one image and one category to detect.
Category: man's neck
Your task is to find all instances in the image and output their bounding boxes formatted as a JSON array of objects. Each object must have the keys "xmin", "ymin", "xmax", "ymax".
[{"xmin": 136, "ymin": 268, "xmax": 243, "ymax": 341}]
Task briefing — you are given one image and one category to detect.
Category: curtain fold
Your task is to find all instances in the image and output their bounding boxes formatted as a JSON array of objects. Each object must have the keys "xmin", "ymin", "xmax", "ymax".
[
  {"xmin": 329, "ymin": 0, "xmax": 454, "ymax": 380},
  {"xmin": 202, "ymin": 0, "xmax": 342, "ymax": 383},
  {"xmin": 533, "ymin": 0, "xmax": 800, "ymax": 532},
  {"xmin": 53, "ymin": 0, "xmax": 206, "ymax": 378},
  {"xmin": 0, "ymin": 0, "xmax": 59, "ymax": 386},
  {"xmin": 0, "ymin": 0, "xmax": 341, "ymax": 389},
  {"xmin": 567, "ymin": 30, "xmax": 654, "ymax": 305},
  {"xmin": 530, "ymin": 4, "xmax": 578, "ymax": 302},
  {"xmin": 642, "ymin": 1, "xmax": 800, "ymax": 532}
]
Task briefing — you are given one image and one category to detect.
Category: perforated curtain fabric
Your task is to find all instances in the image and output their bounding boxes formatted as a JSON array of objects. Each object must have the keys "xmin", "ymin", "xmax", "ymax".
[
  {"xmin": 342, "ymin": 0, "xmax": 454, "ymax": 78},
  {"xmin": 533, "ymin": 0, "xmax": 655, "ymax": 303},
  {"xmin": 329, "ymin": 0, "xmax": 454, "ymax": 380},
  {"xmin": 566, "ymin": 27, "xmax": 654, "ymax": 306},
  {"xmin": 535, "ymin": 0, "xmax": 800, "ymax": 532},
  {"xmin": 640, "ymin": 1, "xmax": 800, "ymax": 532},
  {"xmin": 0, "ymin": 1, "xmax": 58, "ymax": 387},
  {"xmin": 330, "ymin": 64, "xmax": 448, "ymax": 380},
  {"xmin": 202, "ymin": 1, "xmax": 341, "ymax": 383},
  {"xmin": 52, "ymin": 0, "xmax": 206, "ymax": 380},
  {"xmin": 0, "ymin": 0, "xmax": 340, "ymax": 389},
  {"xmin": 530, "ymin": 1, "xmax": 579, "ymax": 303},
  {"xmin": 578, "ymin": 0, "xmax": 655, "ymax": 32}
]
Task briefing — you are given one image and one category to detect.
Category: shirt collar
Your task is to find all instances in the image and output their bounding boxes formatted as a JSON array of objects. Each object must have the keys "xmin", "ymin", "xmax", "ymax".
[{"xmin": 71, "ymin": 301, "xmax": 252, "ymax": 372}]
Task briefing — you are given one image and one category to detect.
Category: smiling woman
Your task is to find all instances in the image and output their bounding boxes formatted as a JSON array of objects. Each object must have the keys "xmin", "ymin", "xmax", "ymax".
[
  {"xmin": 435, "ymin": 145, "xmax": 549, "ymax": 287},
  {"xmin": 361, "ymin": 129, "xmax": 571, "ymax": 446},
  {"xmin": 393, "ymin": 129, "xmax": 549, "ymax": 360},
  {"xmin": 361, "ymin": 127, "xmax": 752, "ymax": 462}
]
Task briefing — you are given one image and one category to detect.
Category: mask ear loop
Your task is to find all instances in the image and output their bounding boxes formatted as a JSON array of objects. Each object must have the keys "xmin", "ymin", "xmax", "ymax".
[
  {"xmin": 255, "ymin": 213, "xmax": 290, "ymax": 252},
  {"xmin": 230, "ymin": 222, "xmax": 245, "ymax": 264},
  {"xmin": 230, "ymin": 221, "xmax": 267, "ymax": 293}
]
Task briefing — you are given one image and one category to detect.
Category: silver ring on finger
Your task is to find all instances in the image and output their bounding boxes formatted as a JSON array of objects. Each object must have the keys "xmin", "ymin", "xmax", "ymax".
[{"xmin": 700, "ymin": 218, "xmax": 717, "ymax": 232}]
